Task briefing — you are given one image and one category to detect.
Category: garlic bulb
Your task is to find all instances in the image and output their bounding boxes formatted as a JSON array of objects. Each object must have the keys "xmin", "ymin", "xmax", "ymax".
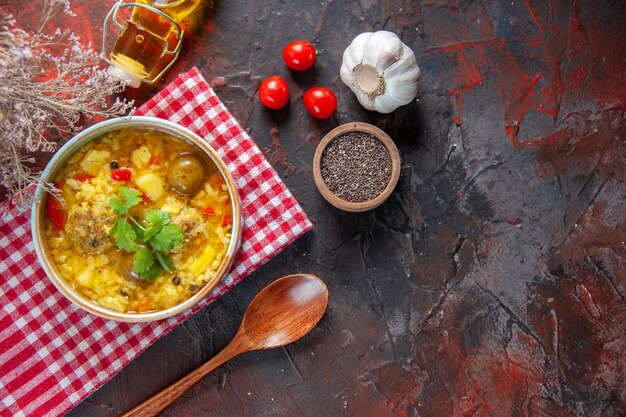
[{"xmin": 340, "ymin": 31, "xmax": 420, "ymax": 114}]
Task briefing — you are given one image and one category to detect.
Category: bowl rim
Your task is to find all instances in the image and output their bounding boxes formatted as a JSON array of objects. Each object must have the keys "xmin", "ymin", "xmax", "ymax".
[
  {"xmin": 312, "ymin": 122, "xmax": 401, "ymax": 212},
  {"xmin": 31, "ymin": 116, "xmax": 243, "ymax": 322}
]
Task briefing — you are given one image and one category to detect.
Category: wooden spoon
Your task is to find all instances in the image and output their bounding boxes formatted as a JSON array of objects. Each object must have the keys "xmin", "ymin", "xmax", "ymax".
[{"xmin": 122, "ymin": 273, "xmax": 329, "ymax": 417}]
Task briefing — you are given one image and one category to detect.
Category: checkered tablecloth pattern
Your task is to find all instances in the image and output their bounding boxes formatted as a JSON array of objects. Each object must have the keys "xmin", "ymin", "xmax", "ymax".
[{"xmin": 0, "ymin": 67, "xmax": 312, "ymax": 417}]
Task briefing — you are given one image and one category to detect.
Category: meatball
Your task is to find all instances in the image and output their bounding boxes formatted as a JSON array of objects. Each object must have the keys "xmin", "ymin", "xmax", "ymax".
[
  {"xmin": 64, "ymin": 206, "xmax": 114, "ymax": 254},
  {"xmin": 170, "ymin": 208, "xmax": 206, "ymax": 252}
]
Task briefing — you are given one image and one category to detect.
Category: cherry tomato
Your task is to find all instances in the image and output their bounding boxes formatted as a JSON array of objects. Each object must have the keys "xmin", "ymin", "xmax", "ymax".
[
  {"xmin": 282, "ymin": 40, "xmax": 316, "ymax": 71},
  {"xmin": 258, "ymin": 76, "xmax": 290, "ymax": 110},
  {"xmin": 111, "ymin": 168, "xmax": 132, "ymax": 181},
  {"xmin": 303, "ymin": 87, "xmax": 337, "ymax": 119},
  {"xmin": 45, "ymin": 193, "xmax": 65, "ymax": 230}
]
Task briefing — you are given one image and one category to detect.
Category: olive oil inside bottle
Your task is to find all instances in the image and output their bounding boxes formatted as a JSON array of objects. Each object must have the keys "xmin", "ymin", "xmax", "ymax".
[{"xmin": 109, "ymin": 0, "xmax": 201, "ymax": 85}]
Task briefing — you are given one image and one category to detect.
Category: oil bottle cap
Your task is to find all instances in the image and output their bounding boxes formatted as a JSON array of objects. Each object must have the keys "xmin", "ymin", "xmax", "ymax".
[{"xmin": 107, "ymin": 65, "xmax": 142, "ymax": 88}]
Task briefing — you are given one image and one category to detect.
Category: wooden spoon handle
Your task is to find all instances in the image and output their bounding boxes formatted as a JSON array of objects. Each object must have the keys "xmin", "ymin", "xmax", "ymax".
[{"xmin": 121, "ymin": 338, "xmax": 247, "ymax": 417}]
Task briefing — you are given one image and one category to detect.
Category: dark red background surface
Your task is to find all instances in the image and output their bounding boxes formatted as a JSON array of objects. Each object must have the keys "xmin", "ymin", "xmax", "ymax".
[{"xmin": 3, "ymin": 0, "xmax": 625, "ymax": 416}]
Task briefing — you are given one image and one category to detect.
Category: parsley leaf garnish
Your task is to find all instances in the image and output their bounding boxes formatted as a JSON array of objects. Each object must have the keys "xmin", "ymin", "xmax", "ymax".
[
  {"xmin": 109, "ymin": 187, "xmax": 142, "ymax": 215},
  {"xmin": 149, "ymin": 224, "xmax": 183, "ymax": 252},
  {"xmin": 132, "ymin": 248, "xmax": 156, "ymax": 276},
  {"xmin": 108, "ymin": 187, "xmax": 183, "ymax": 282},
  {"xmin": 138, "ymin": 261, "xmax": 164, "ymax": 281},
  {"xmin": 155, "ymin": 251, "xmax": 174, "ymax": 273},
  {"xmin": 142, "ymin": 210, "xmax": 172, "ymax": 241},
  {"xmin": 109, "ymin": 218, "xmax": 138, "ymax": 252}
]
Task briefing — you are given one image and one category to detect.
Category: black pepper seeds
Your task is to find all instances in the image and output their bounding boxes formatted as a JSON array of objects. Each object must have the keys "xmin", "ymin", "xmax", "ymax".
[{"xmin": 320, "ymin": 132, "xmax": 391, "ymax": 203}]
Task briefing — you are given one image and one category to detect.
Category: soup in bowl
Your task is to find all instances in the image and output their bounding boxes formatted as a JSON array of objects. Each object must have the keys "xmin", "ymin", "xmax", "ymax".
[{"xmin": 31, "ymin": 117, "xmax": 242, "ymax": 322}]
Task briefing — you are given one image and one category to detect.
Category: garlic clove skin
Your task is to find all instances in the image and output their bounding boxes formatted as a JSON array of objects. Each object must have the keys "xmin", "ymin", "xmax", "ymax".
[
  {"xmin": 364, "ymin": 31, "xmax": 403, "ymax": 70},
  {"xmin": 381, "ymin": 50, "xmax": 420, "ymax": 111},
  {"xmin": 345, "ymin": 32, "xmax": 371, "ymax": 69},
  {"xmin": 340, "ymin": 30, "xmax": 420, "ymax": 114}
]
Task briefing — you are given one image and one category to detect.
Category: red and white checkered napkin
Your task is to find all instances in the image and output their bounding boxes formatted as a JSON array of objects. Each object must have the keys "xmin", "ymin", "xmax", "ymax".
[{"xmin": 0, "ymin": 67, "xmax": 312, "ymax": 417}]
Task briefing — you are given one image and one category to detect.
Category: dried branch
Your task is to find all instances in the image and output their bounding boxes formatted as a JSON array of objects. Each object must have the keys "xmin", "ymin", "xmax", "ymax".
[
  {"xmin": 38, "ymin": 0, "xmax": 75, "ymax": 33},
  {"xmin": 0, "ymin": 2, "xmax": 134, "ymax": 211}
]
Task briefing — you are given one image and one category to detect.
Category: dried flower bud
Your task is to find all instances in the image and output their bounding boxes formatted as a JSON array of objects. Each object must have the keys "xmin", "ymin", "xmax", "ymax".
[{"xmin": 0, "ymin": 4, "xmax": 134, "ymax": 212}]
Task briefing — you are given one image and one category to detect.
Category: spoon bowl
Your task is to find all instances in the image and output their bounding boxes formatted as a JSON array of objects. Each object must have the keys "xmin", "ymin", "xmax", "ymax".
[
  {"xmin": 122, "ymin": 273, "xmax": 328, "ymax": 417},
  {"xmin": 242, "ymin": 274, "xmax": 328, "ymax": 348}
]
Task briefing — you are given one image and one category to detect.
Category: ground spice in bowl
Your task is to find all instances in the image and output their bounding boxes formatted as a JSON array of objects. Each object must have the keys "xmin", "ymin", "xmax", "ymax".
[
  {"xmin": 320, "ymin": 132, "xmax": 392, "ymax": 203},
  {"xmin": 313, "ymin": 122, "xmax": 400, "ymax": 212}
]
